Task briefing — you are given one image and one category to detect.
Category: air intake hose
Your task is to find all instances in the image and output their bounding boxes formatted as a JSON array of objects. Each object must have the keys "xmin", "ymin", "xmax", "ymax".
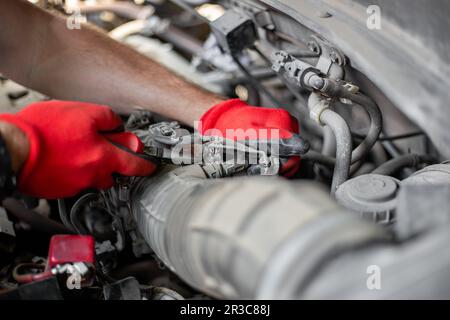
[{"xmin": 130, "ymin": 165, "xmax": 388, "ymax": 298}]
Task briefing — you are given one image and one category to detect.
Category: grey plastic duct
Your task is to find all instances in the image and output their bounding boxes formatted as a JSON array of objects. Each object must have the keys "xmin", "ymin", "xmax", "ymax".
[
  {"xmin": 130, "ymin": 165, "xmax": 388, "ymax": 299},
  {"xmin": 300, "ymin": 223, "xmax": 450, "ymax": 299}
]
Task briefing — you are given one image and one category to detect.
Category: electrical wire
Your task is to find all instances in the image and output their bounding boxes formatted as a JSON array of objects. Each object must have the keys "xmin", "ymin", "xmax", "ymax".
[
  {"xmin": 302, "ymin": 150, "xmax": 335, "ymax": 167},
  {"xmin": 352, "ymin": 130, "xmax": 424, "ymax": 141},
  {"xmin": 12, "ymin": 263, "xmax": 52, "ymax": 284}
]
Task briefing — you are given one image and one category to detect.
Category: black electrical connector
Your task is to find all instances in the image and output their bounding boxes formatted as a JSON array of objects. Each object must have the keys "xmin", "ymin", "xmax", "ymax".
[
  {"xmin": 210, "ymin": 10, "xmax": 285, "ymax": 108},
  {"xmin": 210, "ymin": 10, "xmax": 258, "ymax": 56}
]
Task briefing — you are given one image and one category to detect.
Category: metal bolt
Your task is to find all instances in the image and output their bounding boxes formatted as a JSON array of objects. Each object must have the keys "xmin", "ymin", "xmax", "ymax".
[
  {"xmin": 308, "ymin": 41, "xmax": 321, "ymax": 54},
  {"xmin": 330, "ymin": 51, "xmax": 340, "ymax": 63}
]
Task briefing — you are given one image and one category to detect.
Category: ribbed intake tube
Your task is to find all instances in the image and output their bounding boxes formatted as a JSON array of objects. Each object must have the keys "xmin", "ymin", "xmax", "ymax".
[{"xmin": 130, "ymin": 165, "xmax": 388, "ymax": 299}]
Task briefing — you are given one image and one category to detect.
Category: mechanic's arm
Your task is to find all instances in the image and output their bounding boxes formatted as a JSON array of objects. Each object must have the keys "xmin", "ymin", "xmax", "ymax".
[
  {"xmin": 0, "ymin": 101, "xmax": 156, "ymax": 199},
  {"xmin": 0, "ymin": 0, "xmax": 223, "ymax": 125},
  {"xmin": 0, "ymin": 1, "xmax": 301, "ymax": 177}
]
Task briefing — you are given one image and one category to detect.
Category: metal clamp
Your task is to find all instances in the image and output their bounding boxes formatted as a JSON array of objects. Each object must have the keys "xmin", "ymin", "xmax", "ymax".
[
  {"xmin": 309, "ymin": 97, "xmax": 331, "ymax": 126},
  {"xmin": 128, "ymin": 113, "xmax": 281, "ymax": 176}
]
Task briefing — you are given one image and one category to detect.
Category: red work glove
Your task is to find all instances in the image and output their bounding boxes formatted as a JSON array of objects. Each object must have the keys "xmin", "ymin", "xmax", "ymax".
[
  {"xmin": 199, "ymin": 99, "xmax": 300, "ymax": 177},
  {"xmin": 0, "ymin": 101, "xmax": 156, "ymax": 199}
]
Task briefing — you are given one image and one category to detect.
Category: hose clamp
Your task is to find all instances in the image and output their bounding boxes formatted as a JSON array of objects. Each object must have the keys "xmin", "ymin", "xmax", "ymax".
[{"xmin": 309, "ymin": 99, "xmax": 331, "ymax": 126}]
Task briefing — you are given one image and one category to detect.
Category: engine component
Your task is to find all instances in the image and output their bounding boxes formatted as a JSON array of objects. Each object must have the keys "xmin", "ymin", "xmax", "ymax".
[
  {"xmin": 396, "ymin": 184, "xmax": 450, "ymax": 240},
  {"xmin": 130, "ymin": 116, "xmax": 304, "ymax": 177},
  {"xmin": 0, "ymin": 207, "xmax": 15, "ymax": 253},
  {"xmin": 12, "ymin": 262, "xmax": 52, "ymax": 284},
  {"xmin": 210, "ymin": 10, "xmax": 257, "ymax": 55},
  {"xmin": 372, "ymin": 154, "xmax": 436, "ymax": 176},
  {"xmin": 103, "ymin": 277, "xmax": 142, "ymax": 300},
  {"xmin": 271, "ymin": 50, "xmax": 321, "ymax": 90},
  {"xmin": 47, "ymin": 235, "xmax": 95, "ymax": 270},
  {"xmin": 95, "ymin": 240, "xmax": 119, "ymax": 275},
  {"xmin": 271, "ymin": 45, "xmax": 383, "ymax": 194},
  {"xmin": 4, "ymin": 235, "xmax": 95, "ymax": 288},
  {"xmin": 0, "ymin": 277, "xmax": 63, "ymax": 300},
  {"xmin": 68, "ymin": 193, "xmax": 116, "ymax": 242},
  {"xmin": 300, "ymin": 220, "xmax": 450, "ymax": 299},
  {"xmin": 100, "ymin": 178, "xmax": 150, "ymax": 257},
  {"xmin": 126, "ymin": 163, "xmax": 450, "ymax": 299},
  {"xmin": 308, "ymin": 92, "xmax": 352, "ymax": 194},
  {"xmin": 130, "ymin": 165, "xmax": 388, "ymax": 299},
  {"xmin": 335, "ymin": 163, "xmax": 450, "ymax": 224},
  {"xmin": 402, "ymin": 163, "xmax": 450, "ymax": 186},
  {"xmin": 9, "ymin": 0, "xmax": 450, "ymax": 301},
  {"xmin": 46, "ymin": 235, "xmax": 96, "ymax": 290},
  {"xmin": 2, "ymin": 198, "xmax": 73, "ymax": 235},
  {"xmin": 335, "ymin": 174, "xmax": 400, "ymax": 224},
  {"xmin": 103, "ymin": 277, "xmax": 184, "ymax": 300},
  {"xmin": 272, "ymin": 49, "xmax": 383, "ymax": 169}
]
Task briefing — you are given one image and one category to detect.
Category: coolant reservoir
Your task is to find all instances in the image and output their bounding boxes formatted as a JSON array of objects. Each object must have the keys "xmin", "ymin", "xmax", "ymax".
[{"xmin": 335, "ymin": 174, "xmax": 400, "ymax": 223}]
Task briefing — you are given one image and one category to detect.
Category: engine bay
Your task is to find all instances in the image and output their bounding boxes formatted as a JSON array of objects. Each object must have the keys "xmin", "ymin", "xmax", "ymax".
[{"xmin": 1, "ymin": 0, "xmax": 450, "ymax": 300}]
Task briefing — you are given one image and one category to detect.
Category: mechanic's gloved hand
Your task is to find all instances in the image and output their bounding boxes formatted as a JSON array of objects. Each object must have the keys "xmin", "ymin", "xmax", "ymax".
[
  {"xmin": 0, "ymin": 101, "xmax": 156, "ymax": 199},
  {"xmin": 199, "ymin": 99, "xmax": 300, "ymax": 177}
]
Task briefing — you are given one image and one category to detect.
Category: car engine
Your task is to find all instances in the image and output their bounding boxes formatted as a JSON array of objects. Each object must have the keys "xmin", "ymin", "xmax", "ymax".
[{"xmin": 1, "ymin": 0, "xmax": 450, "ymax": 300}]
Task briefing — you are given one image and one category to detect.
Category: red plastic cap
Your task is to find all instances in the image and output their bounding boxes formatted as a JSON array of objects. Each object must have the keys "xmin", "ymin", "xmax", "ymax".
[{"xmin": 47, "ymin": 235, "xmax": 95, "ymax": 269}]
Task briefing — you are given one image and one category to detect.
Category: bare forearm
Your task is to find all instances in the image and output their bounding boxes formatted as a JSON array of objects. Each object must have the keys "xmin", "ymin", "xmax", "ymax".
[
  {"xmin": 0, "ymin": 0, "xmax": 223, "ymax": 125},
  {"xmin": 0, "ymin": 121, "xmax": 29, "ymax": 174}
]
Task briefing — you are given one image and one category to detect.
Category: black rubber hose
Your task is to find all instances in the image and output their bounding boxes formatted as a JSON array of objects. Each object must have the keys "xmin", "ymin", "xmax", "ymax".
[
  {"xmin": 370, "ymin": 141, "xmax": 389, "ymax": 166},
  {"xmin": 305, "ymin": 151, "xmax": 436, "ymax": 179},
  {"xmin": 318, "ymin": 80, "xmax": 383, "ymax": 164},
  {"xmin": 70, "ymin": 193, "xmax": 98, "ymax": 235},
  {"xmin": 302, "ymin": 150, "xmax": 335, "ymax": 167},
  {"xmin": 349, "ymin": 161, "xmax": 363, "ymax": 177},
  {"xmin": 372, "ymin": 154, "xmax": 436, "ymax": 176},
  {"xmin": 57, "ymin": 199, "xmax": 75, "ymax": 231},
  {"xmin": 352, "ymin": 163, "xmax": 376, "ymax": 177},
  {"xmin": 339, "ymin": 91, "xmax": 383, "ymax": 164},
  {"xmin": 3, "ymin": 198, "xmax": 74, "ymax": 234}
]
